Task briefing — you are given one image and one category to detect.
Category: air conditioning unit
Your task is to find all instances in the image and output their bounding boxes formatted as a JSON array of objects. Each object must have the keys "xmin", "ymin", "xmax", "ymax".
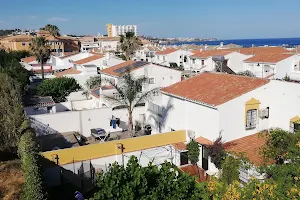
[{"xmin": 259, "ymin": 107, "xmax": 269, "ymax": 119}]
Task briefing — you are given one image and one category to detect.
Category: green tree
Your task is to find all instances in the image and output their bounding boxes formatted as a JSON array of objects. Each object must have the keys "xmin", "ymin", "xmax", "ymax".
[
  {"xmin": 221, "ymin": 155, "xmax": 241, "ymax": 185},
  {"xmin": 85, "ymin": 75, "xmax": 102, "ymax": 90},
  {"xmin": 90, "ymin": 156, "xmax": 203, "ymax": 200},
  {"xmin": 119, "ymin": 32, "xmax": 142, "ymax": 60},
  {"xmin": 0, "ymin": 73, "xmax": 25, "ymax": 154},
  {"xmin": 237, "ymin": 70, "xmax": 255, "ymax": 77},
  {"xmin": 186, "ymin": 140, "xmax": 200, "ymax": 165},
  {"xmin": 0, "ymin": 49, "xmax": 31, "ymax": 90},
  {"xmin": 37, "ymin": 77, "xmax": 81, "ymax": 102},
  {"xmin": 18, "ymin": 129, "xmax": 46, "ymax": 200},
  {"xmin": 40, "ymin": 24, "xmax": 60, "ymax": 37},
  {"xmin": 30, "ymin": 37, "xmax": 51, "ymax": 79},
  {"xmin": 208, "ymin": 136, "xmax": 226, "ymax": 169},
  {"xmin": 104, "ymin": 70, "xmax": 158, "ymax": 136}
]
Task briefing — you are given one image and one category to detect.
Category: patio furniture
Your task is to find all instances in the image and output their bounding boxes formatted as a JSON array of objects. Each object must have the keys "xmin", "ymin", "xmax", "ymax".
[{"xmin": 91, "ymin": 128, "xmax": 110, "ymax": 142}]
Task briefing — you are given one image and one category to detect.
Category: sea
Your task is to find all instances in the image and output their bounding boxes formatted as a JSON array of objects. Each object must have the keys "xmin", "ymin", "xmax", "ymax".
[{"xmin": 172, "ymin": 38, "xmax": 300, "ymax": 48}]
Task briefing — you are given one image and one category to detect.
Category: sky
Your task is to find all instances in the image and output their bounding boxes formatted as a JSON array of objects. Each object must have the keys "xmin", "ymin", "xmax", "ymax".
[{"xmin": 1, "ymin": 0, "xmax": 300, "ymax": 39}]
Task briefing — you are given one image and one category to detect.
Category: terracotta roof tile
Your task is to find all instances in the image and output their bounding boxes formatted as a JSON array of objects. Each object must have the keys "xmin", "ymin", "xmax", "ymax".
[
  {"xmin": 3, "ymin": 35, "xmax": 33, "ymax": 42},
  {"xmin": 55, "ymin": 68, "xmax": 81, "ymax": 77},
  {"xmin": 21, "ymin": 56, "xmax": 36, "ymax": 63},
  {"xmin": 172, "ymin": 142, "xmax": 187, "ymax": 151},
  {"xmin": 156, "ymin": 48, "xmax": 178, "ymax": 55},
  {"xmin": 190, "ymin": 49, "xmax": 233, "ymax": 58},
  {"xmin": 161, "ymin": 73, "xmax": 270, "ymax": 106},
  {"xmin": 74, "ymin": 54, "xmax": 104, "ymax": 65},
  {"xmin": 225, "ymin": 133, "xmax": 267, "ymax": 166},
  {"xmin": 100, "ymin": 60, "xmax": 139, "ymax": 77},
  {"xmin": 236, "ymin": 46, "xmax": 290, "ymax": 55},
  {"xmin": 244, "ymin": 53, "xmax": 293, "ymax": 63},
  {"xmin": 60, "ymin": 52, "xmax": 80, "ymax": 59},
  {"xmin": 195, "ymin": 136, "xmax": 213, "ymax": 146},
  {"xmin": 179, "ymin": 165, "xmax": 210, "ymax": 182}
]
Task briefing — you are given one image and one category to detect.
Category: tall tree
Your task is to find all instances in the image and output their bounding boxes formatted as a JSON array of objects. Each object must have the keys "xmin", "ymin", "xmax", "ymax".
[
  {"xmin": 30, "ymin": 37, "xmax": 50, "ymax": 79},
  {"xmin": 119, "ymin": 32, "xmax": 141, "ymax": 60},
  {"xmin": 0, "ymin": 73, "xmax": 25, "ymax": 154},
  {"xmin": 40, "ymin": 24, "xmax": 60, "ymax": 37},
  {"xmin": 37, "ymin": 77, "xmax": 81, "ymax": 102},
  {"xmin": 104, "ymin": 70, "xmax": 157, "ymax": 136}
]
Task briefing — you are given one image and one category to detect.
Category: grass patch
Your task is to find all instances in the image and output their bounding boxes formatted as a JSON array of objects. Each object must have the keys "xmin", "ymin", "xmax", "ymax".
[{"xmin": 0, "ymin": 160, "xmax": 24, "ymax": 200}]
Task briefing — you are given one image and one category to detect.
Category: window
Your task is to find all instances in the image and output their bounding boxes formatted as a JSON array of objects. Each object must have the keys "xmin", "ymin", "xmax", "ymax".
[
  {"xmin": 290, "ymin": 117, "xmax": 300, "ymax": 133},
  {"xmin": 246, "ymin": 109, "xmax": 257, "ymax": 129},
  {"xmin": 22, "ymin": 42, "xmax": 26, "ymax": 46},
  {"xmin": 148, "ymin": 102, "xmax": 162, "ymax": 116},
  {"xmin": 163, "ymin": 56, "xmax": 165, "ymax": 61},
  {"xmin": 148, "ymin": 78, "xmax": 155, "ymax": 84},
  {"xmin": 202, "ymin": 60, "xmax": 205, "ymax": 65}
]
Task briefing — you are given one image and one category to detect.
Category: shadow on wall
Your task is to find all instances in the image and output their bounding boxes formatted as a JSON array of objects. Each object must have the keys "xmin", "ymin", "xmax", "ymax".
[
  {"xmin": 147, "ymin": 98, "xmax": 174, "ymax": 133},
  {"xmin": 40, "ymin": 156, "xmax": 96, "ymax": 200},
  {"xmin": 29, "ymin": 117, "xmax": 59, "ymax": 136}
]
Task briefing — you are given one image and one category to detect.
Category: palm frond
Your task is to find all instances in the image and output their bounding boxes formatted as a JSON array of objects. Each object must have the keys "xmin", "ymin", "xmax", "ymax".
[{"xmin": 132, "ymin": 87, "xmax": 160, "ymax": 111}]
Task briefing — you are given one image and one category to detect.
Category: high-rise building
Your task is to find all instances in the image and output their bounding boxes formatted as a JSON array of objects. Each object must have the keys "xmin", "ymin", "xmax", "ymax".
[{"xmin": 106, "ymin": 24, "xmax": 137, "ymax": 37}]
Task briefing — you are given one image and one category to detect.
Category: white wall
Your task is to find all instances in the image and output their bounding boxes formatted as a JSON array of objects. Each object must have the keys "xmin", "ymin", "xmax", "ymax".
[
  {"xmin": 218, "ymin": 80, "xmax": 300, "ymax": 141},
  {"xmin": 30, "ymin": 106, "xmax": 146, "ymax": 137},
  {"xmin": 225, "ymin": 52, "xmax": 252, "ymax": 73},
  {"xmin": 275, "ymin": 55, "xmax": 298, "ymax": 79},
  {"xmin": 146, "ymin": 94, "xmax": 220, "ymax": 141}
]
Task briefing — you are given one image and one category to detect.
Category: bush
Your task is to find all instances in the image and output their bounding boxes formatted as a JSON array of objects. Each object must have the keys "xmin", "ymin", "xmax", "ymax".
[
  {"xmin": 37, "ymin": 77, "xmax": 81, "ymax": 102},
  {"xmin": 18, "ymin": 129, "xmax": 46, "ymax": 200},
  {"xmin": 207, "ymin": 136, "xmax": 226, "ymax": 169},
  {"xmin": 186, "ymin": 140, "xmax": 200, "ymax": 165}
]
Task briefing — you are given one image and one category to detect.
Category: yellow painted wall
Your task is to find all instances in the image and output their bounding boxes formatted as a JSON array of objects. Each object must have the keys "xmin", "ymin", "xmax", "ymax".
[
  {"xmin": 15, "ymin": 42, "xmax": 31, "ymax": 51},
  {"xmin": 245, "ymin": 98, "xmax": 261, "ymax": 125},
  {"xmin": 42, "ymin": 130, "xmax": 186, "ymax": 165},
  {"xmin": 106, "ymin": 24, "xmax": 113, "ymax": 37}
]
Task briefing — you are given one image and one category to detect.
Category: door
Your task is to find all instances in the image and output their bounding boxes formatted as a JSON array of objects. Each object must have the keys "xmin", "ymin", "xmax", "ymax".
[
  {"xmin": 180, "ymin": 151, "xmax": 189, "ymax": 166},
  {"xmin": 202, "ymin": 146, "xmax": 209, "ymax": 170}
]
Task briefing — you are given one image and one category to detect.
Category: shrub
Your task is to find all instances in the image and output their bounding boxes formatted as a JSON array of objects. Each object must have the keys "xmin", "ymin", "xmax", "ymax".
[{"xmin": 18, "ymin": 130, "xmax": 46, "ymax": 200}]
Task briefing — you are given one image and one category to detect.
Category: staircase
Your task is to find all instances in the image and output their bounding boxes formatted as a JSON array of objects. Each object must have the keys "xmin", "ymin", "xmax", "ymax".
[{"xmin": 212, "ymin": 56, "xmax": 236, "ymax": 74}]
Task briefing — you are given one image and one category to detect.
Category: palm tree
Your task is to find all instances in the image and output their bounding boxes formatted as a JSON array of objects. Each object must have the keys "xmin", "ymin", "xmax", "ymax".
[
  {"xmin": 119, "ymin": 32, "xmax": 142, "ymax": 60},
  {"xmin": 30, "ymin": 37, "xmax": 50, "ymax": 79},
  {"xmin": 104, "ymin": 69, "xmax": 158, "ymax": 136},
  {"xmin": 41, "ymin": 24, "xmax": 60, "ymax": 37}
]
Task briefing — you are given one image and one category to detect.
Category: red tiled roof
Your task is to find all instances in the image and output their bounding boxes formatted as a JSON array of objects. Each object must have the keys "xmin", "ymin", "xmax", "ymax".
[
  {"xmin": 31, "ymin": 69, "xmax": 53, "ymax": 74},
  {"xmin": 195, "ymin": 136, "xmax": 213, "ymax": 146},
  {"xmin": 225, "ymin": 132, "xmax": 267, "ymax": 166},
  {"xmin": 244, "ymin": 53, "xmax": 293, "ymax": 63},
  {"xmin": 172, "ymin": 142, "xmax": 187, "ymax": 151},
  {"xmin": 161, "ymin": 73, "xmax": 270, "ymax": 106},
  {"xmin": 179, "ymin": 165, "xmax": 210, "ymax": 182},
  {"xmin": 60, "ymin": 52, "xmax": 80, "ymax": 59},
  {"xmin": 190, "ymin": 49, "xmax": 233, "ymax": 58},
  {"xmin": 74, "ymin": 54, "xmax": 104, "ymax": 65},
  {"xmin": 100, "ymin": 60, "xmax": 136, "ymax": 76},
  {"xmin": 236, "ymin": 46, "xmax": 290, "ymax": 55},
  {"xmin": 21, "ymin": 56, "xmax": 36, "ymax": 63},
  {"xmin": 55, "ymin": 68, "xmax": 81, "ymax": 77},
  {"xmin": 156, "ymin": 48, "xmax": 178, "ymax": 55}
]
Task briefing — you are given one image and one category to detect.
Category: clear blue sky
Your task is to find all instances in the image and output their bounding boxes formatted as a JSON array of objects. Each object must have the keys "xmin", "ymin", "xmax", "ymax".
[{"xmin": 0, "ymin": 0, "xmax": 299, "ymax": 39}]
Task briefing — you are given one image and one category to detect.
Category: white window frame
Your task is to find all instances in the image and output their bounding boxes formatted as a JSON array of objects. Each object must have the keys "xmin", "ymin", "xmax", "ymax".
[{"xmin": 246, "ymin": 109, "xmax": 257, "ymax": 129}]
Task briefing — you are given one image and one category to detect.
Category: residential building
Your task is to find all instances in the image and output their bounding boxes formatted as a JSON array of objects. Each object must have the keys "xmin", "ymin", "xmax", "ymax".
[
  {"xmin": 107, "ymin": 24, "xmax": 137, "ymax": 37},
  {"xmin": 153, "ymin": 48, "xmax": 192, "ymax": 68},
  {"xmin": 81, "ymin": 37, "xmax": 119, "ymax": 52},
  {"xmin": 0, "ymin": 31, "xmax": 80, "ymax": 52},
  {"xmin": 243, "ymin": 53, "xmax": 300, "ymax": 79},
  {"xmin": 147, "ymin": 72, "xmax": 300, "ymax": 141},
  {"xmin": 96, "ymin": 60, "xmax": 183, "ymax": 108},
  {"xmin": 189, "ymin": 49, "xmax": 251, "ymax": 73},
  {"xmin": 145, "ymin": 72, "xmax": 300, "ymax": 177}
]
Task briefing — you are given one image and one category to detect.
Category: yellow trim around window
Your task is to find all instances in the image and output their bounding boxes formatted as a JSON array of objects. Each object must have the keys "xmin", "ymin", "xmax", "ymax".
[
  {"xmin": 245, "ymin": 98, "xmax": 261, "ymax": 126},
  {"xmin": 290, "ymin": 116, "xmax": 300, "ymax": 124}
]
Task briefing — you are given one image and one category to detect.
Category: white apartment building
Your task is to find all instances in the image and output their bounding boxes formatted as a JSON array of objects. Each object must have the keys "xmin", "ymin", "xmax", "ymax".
[
  {"xmin": 107, "ymin": 24, "xmax": 137, "ymax": 37},
  {"xmin": 242, "ymin": 53, "xmax": 300, "ymax": 79},
  {"xmin": 153, "ymin": 48, "xmax": 192, "ymax": 69},
  {"xmin": 189, "ymin": 49, "xmax": 251, "ymax": 73}
]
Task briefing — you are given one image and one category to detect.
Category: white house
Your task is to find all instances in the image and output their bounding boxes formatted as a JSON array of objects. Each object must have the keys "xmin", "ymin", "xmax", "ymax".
[
  {"xmin": 153, "ymin": 48, "xmax": 192, "ymax": 69},
  {"xmin": 243, "ymin": 53, "xmax": 300, "ymax": 79},
  {"xmin": 147, "ymin": 72, "xmax": 300, "ymax": 141},
  {"xmin": 189, "ymin": 49, "xmax": 251, "ymax": 73},
  {"xmin": 145, "ymin": 72, "xmax": 300, "ymax": 176}
]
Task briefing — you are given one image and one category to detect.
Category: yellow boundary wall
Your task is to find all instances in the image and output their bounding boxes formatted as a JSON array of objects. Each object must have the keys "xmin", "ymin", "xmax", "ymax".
[{"xmin": 42, "ymin": 130, "xmax": 186, "ymax": 165}]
